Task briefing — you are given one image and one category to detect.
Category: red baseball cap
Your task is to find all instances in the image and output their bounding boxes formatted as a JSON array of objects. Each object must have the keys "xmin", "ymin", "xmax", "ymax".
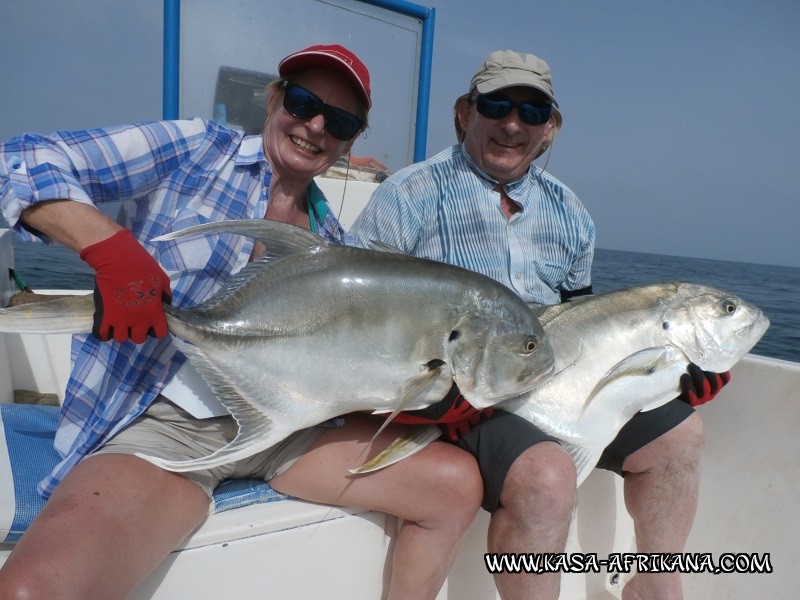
[{"xmin": 279, "ymin": 44, "xmax": 372, "ymax": 110}]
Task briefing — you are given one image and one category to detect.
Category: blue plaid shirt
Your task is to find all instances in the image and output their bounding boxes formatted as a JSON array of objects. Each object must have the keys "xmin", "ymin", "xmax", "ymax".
[
  {"xmin": 351, "ymin": 144, "xmax": 595, "ymax": 305},
  {"xmin": 0, "ymin": 119, "xmax": 353, "ymax": 498}
]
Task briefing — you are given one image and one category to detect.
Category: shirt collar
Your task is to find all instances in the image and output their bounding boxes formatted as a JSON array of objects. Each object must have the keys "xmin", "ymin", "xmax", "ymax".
[{"xmin": 235, "ymin": 134, "xmax": 268, "ymax": 168}]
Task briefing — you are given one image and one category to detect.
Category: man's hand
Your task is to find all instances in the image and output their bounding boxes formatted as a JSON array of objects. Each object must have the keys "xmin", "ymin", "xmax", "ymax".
[
  {"xmin": 678, "ymin": 363, "xmax": 731, "ymax": 407},
  {"xmin": 80, "ymin": 229, "xmax": 172, "ymax": 343}
]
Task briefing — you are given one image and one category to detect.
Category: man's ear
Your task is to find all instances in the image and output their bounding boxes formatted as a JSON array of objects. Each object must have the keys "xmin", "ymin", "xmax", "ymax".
[
  {"xmin": 543, "ymin": 116, "xmax": 556, "ymax": 140},
  {"xmin": 454, "ymin": 95, "xmax": 471, "ymax": 142}
]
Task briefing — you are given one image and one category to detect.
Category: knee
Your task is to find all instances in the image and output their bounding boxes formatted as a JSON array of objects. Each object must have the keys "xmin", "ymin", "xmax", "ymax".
[
  {"xmin": 0, "ymin": 569, "xmax": 58, "ymax": 600},
  {"xmin": 501, "ymin": 443, "xmax": 577, "ymax": 521},
  {"xmin": 432, "ymin": 450, "xmax": 484, "ymax": 525}
]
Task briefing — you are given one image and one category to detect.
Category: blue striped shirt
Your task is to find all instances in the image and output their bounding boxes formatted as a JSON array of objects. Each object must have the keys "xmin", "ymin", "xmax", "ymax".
[
  {"xmin": 0, "ymin": 119, "xmax": 353, "ymax": 498},
  {"xmin": 350, "ymin": 144, "xmax": 595, "ymax": 305}
]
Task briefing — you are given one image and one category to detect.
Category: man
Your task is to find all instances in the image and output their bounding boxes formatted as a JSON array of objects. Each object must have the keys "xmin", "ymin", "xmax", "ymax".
[{"xmin": 352, "ymin": 50, "xmax": 728, "ymax": 600}]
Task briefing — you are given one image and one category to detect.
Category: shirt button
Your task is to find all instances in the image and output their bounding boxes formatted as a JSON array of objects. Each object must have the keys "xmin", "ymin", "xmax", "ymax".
[{"xmin": 514, "ymin": 272, "xmax": 522, "ymax": 280}]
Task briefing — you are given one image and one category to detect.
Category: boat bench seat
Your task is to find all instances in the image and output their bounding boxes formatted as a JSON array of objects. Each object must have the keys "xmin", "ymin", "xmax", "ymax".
[{"xmin": 0, "ymin": 403, "xmax": 289, "ymax": 544}]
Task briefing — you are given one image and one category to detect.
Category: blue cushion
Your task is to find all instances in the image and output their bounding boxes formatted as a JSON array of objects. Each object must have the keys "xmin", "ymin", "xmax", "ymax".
[{"xmin": 0, "ymin": 403, "xmax": 287, "ymax": 544}]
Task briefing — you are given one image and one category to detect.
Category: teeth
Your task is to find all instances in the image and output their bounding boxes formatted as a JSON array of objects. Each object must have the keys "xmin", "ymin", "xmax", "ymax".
[{"xmin": 291, "ymin": 136, "xmax": 321, "ymax": 153}]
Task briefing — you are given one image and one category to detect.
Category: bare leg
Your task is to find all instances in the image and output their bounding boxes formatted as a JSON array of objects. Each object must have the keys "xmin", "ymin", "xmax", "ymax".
[
  {"xmin": 487, "ymin": 441, "xmax": 577, "ymax": 600},
  {"xmin": 0, "ymin": 454, "xmax": 210, "ymax": 600},
  {"xmin": 620, "ymin": 412, "xmax": 704, "ymax": 600},
  {"xmin": 269, "ymin": 414, "xmax": 483, "ymax": 600}
]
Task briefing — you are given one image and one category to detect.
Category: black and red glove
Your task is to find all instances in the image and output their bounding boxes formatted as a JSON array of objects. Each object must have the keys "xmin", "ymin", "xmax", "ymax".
[
  {"xmin": 393, "ymin": 384, "xmax": 493, "ymax": 442},
  {"xmin": 80, "ymin": 229, "xmax": 172, "ymax": 344},
  {"xmin": 678, "ymin": 363, "xmax": 731, "ymax": 407}
]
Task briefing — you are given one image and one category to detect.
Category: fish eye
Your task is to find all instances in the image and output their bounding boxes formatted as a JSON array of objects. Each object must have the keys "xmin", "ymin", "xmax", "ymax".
[
  {"xmin": 722, "ymin": 301, "xmax": 737, "ymax": 315},
  {"xmin": 523, "ymin": 337, "xmax": 538, "ymax": 353}
]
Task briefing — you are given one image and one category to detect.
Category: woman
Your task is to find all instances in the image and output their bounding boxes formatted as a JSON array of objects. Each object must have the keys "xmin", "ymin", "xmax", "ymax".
[{"xmin": 0, "ymin": 45, "xmax": 482, "ymax": 599}]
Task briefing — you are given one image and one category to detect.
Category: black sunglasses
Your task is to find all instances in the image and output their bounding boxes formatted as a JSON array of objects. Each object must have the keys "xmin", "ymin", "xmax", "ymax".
[
  {"xmin": 282, "ymin": 81, "xmax": 364, "ymax": 141},
  {"xmin": 472, "ymin": 92, "xmax": 552, "ymax": 126}
]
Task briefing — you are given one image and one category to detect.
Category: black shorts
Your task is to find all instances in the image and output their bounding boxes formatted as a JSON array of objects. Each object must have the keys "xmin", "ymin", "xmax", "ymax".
[{"xmin": 457, "ymin": 399, "xmax": 695, "ymax": 512}]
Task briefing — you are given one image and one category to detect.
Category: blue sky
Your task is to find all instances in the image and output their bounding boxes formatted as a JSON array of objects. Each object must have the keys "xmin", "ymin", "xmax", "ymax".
[{"xmin": 2, "ymin": 0, "xmax": 798, "ymax": 267}]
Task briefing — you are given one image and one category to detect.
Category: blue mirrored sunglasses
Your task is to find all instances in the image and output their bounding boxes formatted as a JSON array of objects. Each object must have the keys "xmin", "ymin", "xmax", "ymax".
[
  {"xmin": 282, "ymin": 82, "xmax": 364, "ymax": 141},
  {"xmin": 473, "ymin": 92, "xmax": 552, "ymax": 126}
]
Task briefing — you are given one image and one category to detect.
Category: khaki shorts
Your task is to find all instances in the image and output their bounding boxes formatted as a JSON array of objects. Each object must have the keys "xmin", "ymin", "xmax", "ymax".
[{"xmin": 92, "ymin": 398, "xmax": 324, "ymax": 500}]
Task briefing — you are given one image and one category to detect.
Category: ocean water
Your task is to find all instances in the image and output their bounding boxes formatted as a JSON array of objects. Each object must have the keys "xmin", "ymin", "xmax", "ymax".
[
  {"xmin": 591, "ymin": 249, "xmax": 799, "ymax": 363},
  {"xmin": 6, "ymin": 238, "xmax": 799, "ymax": 363}
]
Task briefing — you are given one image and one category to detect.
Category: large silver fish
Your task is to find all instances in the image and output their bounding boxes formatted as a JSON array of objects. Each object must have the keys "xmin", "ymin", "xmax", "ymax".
[
  {"xmin": 356, "ymin": 282, "xmax": 769, "ymax": 482},
  {"xmin": 0, "ymin": 220, "xmax": 554, "ymax": 472},
  {"xmin": 502, "ymin": 281, "xmax": 769, "ymax": 484}
]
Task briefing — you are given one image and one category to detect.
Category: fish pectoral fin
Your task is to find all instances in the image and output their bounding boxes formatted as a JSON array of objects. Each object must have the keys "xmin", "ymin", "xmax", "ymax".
[
  {"xmin": 349, "ymin": 425, "xmax": 442, "ymax": 474},
  {"xmin": 377, "ymin": 361, "xmax": 447, "ymax": 431},
  {"xmin": 560, "ymin": 441, "xmax": 603, "ymax": 488},
  {"xmin": 579, "ymin": 347, "xmax": 676, "ymax": 416},
  {"xmin": 400, "ymin": 360, "xmax": 448, "ymax": 407},
  {"xmin": 349, "ymin": 362, "xmax": 448, "ymax": 469}
]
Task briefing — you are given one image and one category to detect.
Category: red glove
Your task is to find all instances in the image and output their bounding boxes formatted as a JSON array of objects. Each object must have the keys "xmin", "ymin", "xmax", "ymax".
[
  {"xmin": 80, "ymin": 229, "xmax": 172, "ymax": 344},
  {"xmin": 393, "ymin": 384, "xmax": 493, "ymax": 442},
  {"xmin": 678, "ymin": 363, "xmax": 731, "ymax": 407}
]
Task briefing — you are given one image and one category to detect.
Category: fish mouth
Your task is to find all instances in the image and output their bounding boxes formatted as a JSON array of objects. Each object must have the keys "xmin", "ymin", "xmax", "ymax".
[
  {"xmin": 735, "ymin": 313, "xmax": 770, "ymax": 341},
  {"xmin": 520, "ymin": 361, "xmax": 555, "ymax": 389}
]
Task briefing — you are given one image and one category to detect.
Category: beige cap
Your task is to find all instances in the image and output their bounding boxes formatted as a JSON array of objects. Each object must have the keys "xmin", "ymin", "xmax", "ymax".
[{"xmin": 470, "ymin": 50, "xmax": 559, "ymax": 107}]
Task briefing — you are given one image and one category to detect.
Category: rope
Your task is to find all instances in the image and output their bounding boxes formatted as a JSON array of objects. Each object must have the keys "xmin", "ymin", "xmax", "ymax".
[{"xmin": 8, "ymin": 268, "xmax": 33, "ymax": 293}]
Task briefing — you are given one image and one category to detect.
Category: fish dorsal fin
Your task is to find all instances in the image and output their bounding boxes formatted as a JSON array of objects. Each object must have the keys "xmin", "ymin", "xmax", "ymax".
[
  {"xmin": 154, "ymin": 218, "xmax": 326, "ymax": 255},
  {"xmin": 349, "ymin": 425, "xmax": 442, "ymax": 474},
  {"xmin": 135, "ymin": 337, "xmax": 294, "ymax": 472},
  {"xmin": 188, "ymin": 257, "xmax": 275, "ymax": 313},
  {"xmin": 349, "ymin": 361, "xmax": 447, "ymax": 471},
  {"xmin": 157, "ymin": 219, "xmax": 329, "ymax": 313},
  {"xmin": 155, "ymin": 217, "xmax": 327, "ymax": 272},
  {"xmin": 367, "ymin": 240, "xmax": 406, "ymax": 254},
  {"xmin": 579, "ymin": 347, "xmax": 674, "ymax": 416}
]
